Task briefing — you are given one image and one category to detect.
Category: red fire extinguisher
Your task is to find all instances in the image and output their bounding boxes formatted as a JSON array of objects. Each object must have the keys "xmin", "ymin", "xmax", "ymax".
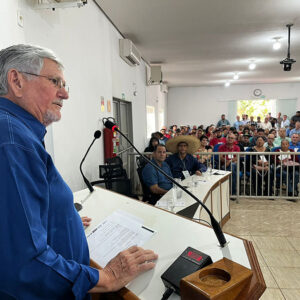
[{"xmin": 103, "ymin": 117, "xmax": 119, "ymax": 161}]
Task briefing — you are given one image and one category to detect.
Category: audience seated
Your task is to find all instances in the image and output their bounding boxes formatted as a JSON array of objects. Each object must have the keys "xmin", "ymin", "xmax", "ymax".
[
  {"xmin": 234, "ymin": 115, "xmax": 243, "ymax": 131},
  {"xmin": 290, "ymin": 111, "xmax": 300, "ymax": 128},
  {"xmin": 142, "ymin": 144, "xmax": 173, "ymax": 204},
  {"xmin": 166, "ymin": 136, "xmax": 207, "ymax": 179},
  {"xmin": 144, "ymin": 109, "xmax": 299, "ymax": 199},
  {"xmin": 196, "ymin": 135, "xmax": 212, "ymax": 164},
  {"xmin": 274, "ymin": 128, "xmax": 291, "ymax": 147},
  {"xmin": 246, "ymin": 136, "xmax": 273, "ymax": 196},
  {"xmin": 209, "ymin": 128, "xmax": 226, "ymax": 146},
  {"xmin": 273, "ymin": 139, "xmax": 299, "ymax": 197},
  {"xmin": 218, "ymin": 133, "xmax": 240, "ymax": 195},
  {"xmin": 144, "ymin": 137, "xmax": 159, "ymax": 153},
  {"xmin": 250, "ymin": 128, "xmax": 267, "ymax": 146},
  {"xmin": 289, "ymin": 133, "xmax": 300, "ymax": 151},
  {"xmin": 289, "ymin": 121, "xmax": 300, "ymax": 137},
  {"xmin": 261, "ymin": 117, "xmax": 272, "ymax": 130},
  {"xmin": 264, "ymin": 134, "xmax": 275, "ymax": 151},
  {"xmin": 281, "ymin": 114, "xmax": 290, "ymax": 129}
]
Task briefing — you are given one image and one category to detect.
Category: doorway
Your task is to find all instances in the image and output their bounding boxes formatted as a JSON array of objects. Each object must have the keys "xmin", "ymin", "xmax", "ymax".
[{"xmin": 113, "ymin": 98, "xmax": 133, "ymax": 170}]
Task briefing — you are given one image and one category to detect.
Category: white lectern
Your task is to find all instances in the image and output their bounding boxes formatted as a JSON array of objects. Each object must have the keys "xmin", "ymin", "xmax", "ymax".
[{"xmin": 74, "ymin": 187, "xmax": 265, "ymax": 300}]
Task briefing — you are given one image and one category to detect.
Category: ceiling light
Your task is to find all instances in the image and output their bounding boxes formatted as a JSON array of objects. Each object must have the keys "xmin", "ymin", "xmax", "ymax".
[
  {"xmin": 249, "ymin": 62, "xmax": 256, "ymax": 70},
  {"xmin": 233, "ymin": 73, "xmax": 239, "ymax": 80},
  {"xmin": 273, "ymin": 37, "xmax": 281, "ymax": 50},
  {"xmin": 224, "ymin": 81, "xmax": 231, "ymax": 87}
]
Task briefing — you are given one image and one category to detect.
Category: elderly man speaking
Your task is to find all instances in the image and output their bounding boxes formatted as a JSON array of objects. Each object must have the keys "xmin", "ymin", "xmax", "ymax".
[{"xmin": 0, "ymin": 45, "xmax": 157, "ymax": 299}]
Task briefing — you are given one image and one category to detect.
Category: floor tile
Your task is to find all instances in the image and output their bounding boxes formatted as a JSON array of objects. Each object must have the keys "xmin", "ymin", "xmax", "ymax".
[
  {"xmin": 281, "ymin": 289, "xmax": 300, "ymax": 300},
  {"xmin": 259, "ymin": 288, "xmax": 284, "ymax": 300},
  {"xmin": 252, "ymin": 236, "xmax": 294, "ymax": 250},
  {"xmin": 269, "ymin": 267, "xmax": 300, "ymax": 289},
  {"xmin": 260, "ymin": 266, "xmax": 278, "ymax": 288},
  {"xmin": 259, "ymin": 248, "xmax": 300, "ymax": 267},
  {"xmin": 286, "ymin": 237, "xmax": 300, "ymax": 250},
  {"xmin": 223, "ymin": 197, "xmax": 300, "ymax": 292}
]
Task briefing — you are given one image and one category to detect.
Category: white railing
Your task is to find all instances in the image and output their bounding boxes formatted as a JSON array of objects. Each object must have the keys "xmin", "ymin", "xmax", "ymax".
[{"xmin": 129, "ymin": 151, "xmax": 300, "ymax": 202}]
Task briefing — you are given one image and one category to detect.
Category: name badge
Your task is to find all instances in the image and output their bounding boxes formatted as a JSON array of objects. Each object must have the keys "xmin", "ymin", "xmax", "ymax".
[
  {"xmin": 260, "ymin": 155, "xmax": 267, "ymax": 162},
  {"xmin": 182, "ymin": 170, "xmax": 190, "ymax": 179}
]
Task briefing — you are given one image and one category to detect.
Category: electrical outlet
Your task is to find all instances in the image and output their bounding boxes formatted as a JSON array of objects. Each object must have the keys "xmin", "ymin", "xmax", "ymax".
[{"xmin": 17, "ymin": 10, "xmax": 24, "ymax": 28}]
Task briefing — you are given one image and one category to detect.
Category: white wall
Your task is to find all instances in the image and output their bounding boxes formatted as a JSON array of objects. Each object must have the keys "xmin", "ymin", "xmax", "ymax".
[
  {"xmin": 146, "ymin": 85, "xmax": 168, "ymax": 132},
  {"xmin": 168, "ymin": 83, "xmax": 300, "ymax": 127},
  {"xmin": 1, "ymin": 1, "xmax": 155, "ymax": 191}
]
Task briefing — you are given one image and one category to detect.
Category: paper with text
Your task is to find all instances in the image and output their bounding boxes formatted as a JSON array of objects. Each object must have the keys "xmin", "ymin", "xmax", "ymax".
[{"xmin": 87, "ymin": 210, "xmax": 155, "ymax": 267}]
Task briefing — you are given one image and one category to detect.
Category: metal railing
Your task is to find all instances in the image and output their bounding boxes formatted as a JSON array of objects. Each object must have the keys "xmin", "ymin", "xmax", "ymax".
[{"xmin": 128, "ymin": 151, "xmax": 300, "ymax": 202}]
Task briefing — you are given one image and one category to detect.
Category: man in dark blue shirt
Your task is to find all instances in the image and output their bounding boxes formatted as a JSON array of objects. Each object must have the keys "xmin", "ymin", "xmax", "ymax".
[
  {"xmin": 0, "ymin": 44, "xmax": 157, "ymax": 299},
  {"xmin": 142, "ymin": 144, "xmax": 173, "ymax": 197},
  {"xmin": 166, "ymin": 136, "xmax": 207, "ymax": 179}
]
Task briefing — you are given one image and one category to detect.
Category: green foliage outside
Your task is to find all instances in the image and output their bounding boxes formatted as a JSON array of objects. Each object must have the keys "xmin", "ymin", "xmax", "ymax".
[{"xmin": 237, "ymin": 100, "xmax": 272, "ymax": 119}]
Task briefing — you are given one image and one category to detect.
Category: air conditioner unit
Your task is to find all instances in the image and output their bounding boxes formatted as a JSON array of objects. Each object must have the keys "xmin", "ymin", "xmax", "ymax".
[
  {"xmin": 34, "ymin": 0, "xmax": 87, "ymax": 10},
  {"xmin": 147, "ymin": 66, "xmax": 162, "ymax": 85},
  {"xmin": 119, "ymin": 39, "xmax": 141, "ymax": 66},
  {"xmin": 160, "ymin": 83, "xmax": 168, "ymax": 94}
]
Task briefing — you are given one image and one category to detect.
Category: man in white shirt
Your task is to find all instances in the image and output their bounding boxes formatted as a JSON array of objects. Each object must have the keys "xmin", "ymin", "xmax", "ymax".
[
  {"xmin": 281, "ymin": 114, "xmax": 290, "ymax": 129},
  {"xmin": 261, "ymin": 117, "xmax": 272, "ymax": 130}
]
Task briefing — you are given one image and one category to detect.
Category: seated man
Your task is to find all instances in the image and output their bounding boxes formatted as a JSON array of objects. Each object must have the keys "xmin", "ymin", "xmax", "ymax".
[
  {"xmin": 166, "ymin": 136, "xmax": 207, "ymax": 179},
  {"xmin": 274, "ymin": 127, "xmax": 291, "ymax": 147},
  {"xmin": 264, "ymin": 133, "xmax": 275, "ymax": 151},
  {"xmin": 290, "ymin": 133, "xmax": 300, "ymax": 151},
  {"xmin": 218, "ymin": 133, "xmax": 240, "ymax": 196},
  {"xmin": 249, "ymin": 128, "xmax": 267, "ymax": 146},
  {"xmin": 142, "ymin": 144, "xmax": 173, "ymax": 204},
  {"xmin": 209, "ymin": 128, "xmax": 226, "ymax": 147}
]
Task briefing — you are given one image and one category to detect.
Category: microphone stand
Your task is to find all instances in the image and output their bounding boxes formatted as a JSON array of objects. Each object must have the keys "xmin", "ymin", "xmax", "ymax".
[
  {"xmin": 80, "ymin": 131, "xmax": 101, "ymax": 193},
  {"xmin": 109, "ymin": 125, "xmax": 227, "ymax": 247}
]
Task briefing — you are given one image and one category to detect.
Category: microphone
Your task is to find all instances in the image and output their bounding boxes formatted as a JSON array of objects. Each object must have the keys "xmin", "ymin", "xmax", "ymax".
[
  {"xmin": 103, "ymin": 119, "xmax": 227, "ymax": 247},
  {"xmin": 80, "ymin": 130, "xmax": 102, "ymax": 193}
]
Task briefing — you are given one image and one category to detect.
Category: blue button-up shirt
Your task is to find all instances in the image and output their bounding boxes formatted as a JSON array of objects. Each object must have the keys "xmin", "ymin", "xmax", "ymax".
[
  {"xmin": 166, "ymin": 153, "xmax": 207, "ymax": 179},
  {"xmin": 233, "ymin": 120, "xmax": 243, "ymax": 130},
  {"xmin": 0, "ymin": 97, "xmax": 98, "ymax": 299},
  {"xmin": 142, "ymin": 159, "xmax": 173, "ymax": 190},
  {"xmin": 289, "ymin": 128, "xmax": 300, "ymax": 137}
]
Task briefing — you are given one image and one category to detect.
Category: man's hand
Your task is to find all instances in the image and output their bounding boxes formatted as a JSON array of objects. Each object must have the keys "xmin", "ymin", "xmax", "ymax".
[
  {"xmin": 90, "ymin": 246, "xmax": 158, "ymax": 293},
  {"xmin": 195, "ymin": 170, "xmax": 202, "ymax": 176},
  {"xmin": 81, "ymin": 216, "xmax": 92, "ymax": 227}
]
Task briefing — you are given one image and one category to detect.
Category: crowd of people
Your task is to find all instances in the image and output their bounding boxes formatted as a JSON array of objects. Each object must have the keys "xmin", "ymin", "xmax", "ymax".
[{"xmin": 142, "ymin": 112, "xmax": 300, "ymax": 202}]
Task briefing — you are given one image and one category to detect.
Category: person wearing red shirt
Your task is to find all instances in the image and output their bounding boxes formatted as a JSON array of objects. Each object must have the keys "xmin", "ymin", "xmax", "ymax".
[
  {"xmin": 209, "ymin": 128, "xmax": 226, "ymax": 147},
  {"xmin": 218, "ymin": 133, "xmax": 240, "ymax": 196}
]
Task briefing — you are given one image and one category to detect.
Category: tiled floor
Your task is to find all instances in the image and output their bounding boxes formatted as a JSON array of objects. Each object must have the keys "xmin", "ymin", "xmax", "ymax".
[{"xmin": 223, "ymin": 198, "xmax": 300, "ymax": 300}]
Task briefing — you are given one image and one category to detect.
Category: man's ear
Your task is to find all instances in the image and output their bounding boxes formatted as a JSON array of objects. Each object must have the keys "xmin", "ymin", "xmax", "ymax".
[{"xmin": 7, "ymin": 69, "xmax": 24, "ymax": 98}]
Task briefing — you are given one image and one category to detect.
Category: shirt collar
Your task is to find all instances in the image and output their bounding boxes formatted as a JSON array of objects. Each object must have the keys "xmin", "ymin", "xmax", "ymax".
[{"xmin": 0, "ymin": 97, "xmax": 47, "ymax": 141}]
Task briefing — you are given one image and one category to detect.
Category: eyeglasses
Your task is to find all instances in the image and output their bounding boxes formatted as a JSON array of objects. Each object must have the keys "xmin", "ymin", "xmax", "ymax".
[{"xmin": 21, "ymin": 71, "xmax": 69, "ymax": 93}]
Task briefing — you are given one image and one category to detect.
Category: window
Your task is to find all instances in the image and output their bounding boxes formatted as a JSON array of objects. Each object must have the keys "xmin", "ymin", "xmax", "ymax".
[
  {"xmin": 237, "ymin": 99, "xmax": 276, "ymax": 119},
  {"xmin": 146, "ymin": 106, "xmax": 156, "ymax": 138},
  {"xmin": 158, "ymin": 108, "xmax": 164, "ymax": 130}
]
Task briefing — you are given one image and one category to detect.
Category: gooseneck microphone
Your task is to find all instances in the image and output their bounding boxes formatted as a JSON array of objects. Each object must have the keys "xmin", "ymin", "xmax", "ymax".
[
  {"xmin": 80, "ymin": 130, "xmax": 102, "ymax": 193},
  {"xmin": 103, "ymin": 119, "xmax": 227, "ymax": 247}
]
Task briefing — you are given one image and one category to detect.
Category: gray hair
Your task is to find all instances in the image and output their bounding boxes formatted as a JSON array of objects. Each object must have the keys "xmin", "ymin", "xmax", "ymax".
[{"xmin": 0, "ymin": 44, "xmax": 63, "ymax": 95}]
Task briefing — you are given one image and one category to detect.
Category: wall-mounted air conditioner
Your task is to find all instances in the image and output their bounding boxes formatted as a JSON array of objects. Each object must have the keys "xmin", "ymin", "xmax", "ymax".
[
  {"xmin": 147, "ymin": 66, "xmax": 162, "ymax": 85},
  {"xmin": 34, "ymin": 0, "xmax": 87, "ymax": 10},
  {"xmin": 160, "ymin": 83, "xmax": 168, "ymax": 94},
  {"xmin": 119, "ymin": 39, "xmax": 141, "ymax": 67}
]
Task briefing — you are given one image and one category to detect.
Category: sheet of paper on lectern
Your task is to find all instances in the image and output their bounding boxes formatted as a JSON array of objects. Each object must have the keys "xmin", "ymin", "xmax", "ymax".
[{"xmin": 87, "ymin": 210, "xmax": 155, "ymax": 267}]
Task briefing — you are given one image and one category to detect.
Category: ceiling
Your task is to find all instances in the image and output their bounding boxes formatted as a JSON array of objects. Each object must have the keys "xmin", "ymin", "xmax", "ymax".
[{"xmin": 96, "ymin": 0, "xmax": 300, "ymax": 87}]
